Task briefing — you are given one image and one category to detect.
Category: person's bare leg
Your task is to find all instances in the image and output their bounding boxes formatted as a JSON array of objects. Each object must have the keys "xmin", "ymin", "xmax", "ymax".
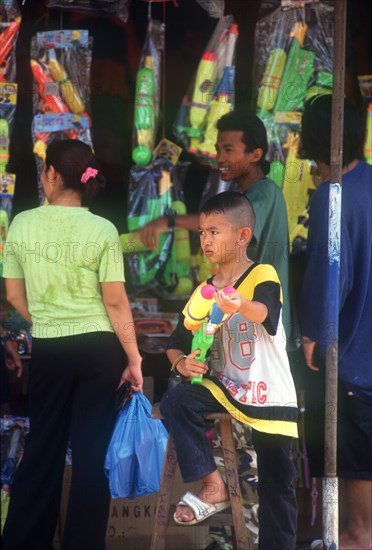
[
  {"xmin": 340, "ymin": 479, "xmax": 372, "ymax": 549},
  {"xmin": 175, "ymin": 469, "xmax": 229, "ymax": 523}
]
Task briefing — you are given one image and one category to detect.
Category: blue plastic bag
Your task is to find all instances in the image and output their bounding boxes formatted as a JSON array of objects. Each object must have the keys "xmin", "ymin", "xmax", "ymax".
[{"xmin": 104, "ymin": 392, "xmax": 168, "ymax": 499}]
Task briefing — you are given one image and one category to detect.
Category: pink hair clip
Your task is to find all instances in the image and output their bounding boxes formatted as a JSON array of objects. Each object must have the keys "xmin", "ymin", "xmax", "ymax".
[{"xmin": 81, "ymin": 167, "xmax": 98, "ymax": 184}]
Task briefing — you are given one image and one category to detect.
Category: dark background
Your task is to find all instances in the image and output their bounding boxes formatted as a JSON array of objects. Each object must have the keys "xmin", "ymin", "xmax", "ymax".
[{"xmin": 7, "ymin": 0, "xmax": 372, "ymax": 232}]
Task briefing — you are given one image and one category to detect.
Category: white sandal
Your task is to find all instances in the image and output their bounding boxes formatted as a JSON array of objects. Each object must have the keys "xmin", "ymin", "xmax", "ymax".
[{"xmin": 173, "ymin": 491, "xmax": 230, "ymax": 526}]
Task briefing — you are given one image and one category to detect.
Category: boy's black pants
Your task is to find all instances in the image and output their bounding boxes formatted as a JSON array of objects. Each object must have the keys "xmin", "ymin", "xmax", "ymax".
[
  {"xmin": 2, "ymin": 332, "xmax": 124, "ymax": 550},
  {"xmin": 160, "ymin": 383, "xmax": 297, "ymax": 550}
]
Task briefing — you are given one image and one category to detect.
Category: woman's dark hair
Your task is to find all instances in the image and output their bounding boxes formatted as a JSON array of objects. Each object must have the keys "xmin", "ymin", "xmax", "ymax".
[
  {"xmin": 300, "ymin": 95, "xmax": 365, "ymax": 166},
  {"xmin": 45, "ymin": 139, "xmax": 106, "ymax": 200},
  {"xmin": 216, "ymin": 110, "xmax": 270, "ymax": 175},
  {"xmin": 201, "ymin": 191, "xmax": 256, "ymax": 231}
]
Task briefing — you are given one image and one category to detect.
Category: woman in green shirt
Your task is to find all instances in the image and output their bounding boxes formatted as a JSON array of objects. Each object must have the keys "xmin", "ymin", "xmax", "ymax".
[{"xmin": 2, "ymin": 139, "xmax": 143, "ymax": 550}]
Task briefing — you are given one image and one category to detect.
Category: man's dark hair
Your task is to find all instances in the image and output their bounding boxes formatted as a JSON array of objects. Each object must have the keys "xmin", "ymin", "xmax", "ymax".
[
  {"xmin": 300, "ymin": 95, "xmax": 365, "ymax": 166},
  {"xmin": 216, "ymin": 111, "xmax": 270, "ymax": 175},
  {"xmin": 201, "ymin": 191, "xmax": 256, "ymax": 231}
]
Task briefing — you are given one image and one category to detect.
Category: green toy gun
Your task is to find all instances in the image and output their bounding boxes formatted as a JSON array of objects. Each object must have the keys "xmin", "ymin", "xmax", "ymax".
[
  {"xmin": 191, "ymin": 320, "xmax": 214, "ymax": 385},
  {"xmin": 123, "ymin": 165, "xmax": 192, "ymax": 296}
]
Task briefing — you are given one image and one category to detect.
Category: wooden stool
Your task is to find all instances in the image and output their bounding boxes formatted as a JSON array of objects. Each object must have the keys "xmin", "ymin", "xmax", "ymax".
[{"xmin": 150, "ymin": 406, "xmax": 252, "ymax": 550}]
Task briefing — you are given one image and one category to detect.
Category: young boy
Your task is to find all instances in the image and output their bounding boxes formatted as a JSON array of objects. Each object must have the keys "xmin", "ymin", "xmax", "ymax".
[{"xmin": 160, "ymin": 191, "xmax": 298, "ymax": 550}]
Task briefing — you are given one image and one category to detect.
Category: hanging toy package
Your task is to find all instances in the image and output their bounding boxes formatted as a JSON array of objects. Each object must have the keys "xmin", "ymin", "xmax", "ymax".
[
  {"xmin": 0, "ymin": 84, "xmax": 17, "ymax": 275},
  {"xmin": 132, "ymin": 18, "xmax": 164, "ymax": 167},
  {"xmin": 1, "ymin": 0, "xmax": 21, "ymax": 274},
  {"xmin": 254, "ymin": 0, "xmax": 334, "ymax": 253},
  {"xmin": 121, "ymin": 148, "xmax": 193, "ymax": 298},
  {"xmin": 174, "ymin": 15, "xmax": 238, "ymax": 166},
  {"xmin": 358, "ymin": 74, "xmax": 372, "ymax": 165},
  {"xmin": 30, "ymin": 30, "xmax": 93, "ymax": 203},
  {"xmin": 0, "ymin": 0, "xmax": 21, "ymax": 84},
  {"xmin": 45, "ymin": 0, "xmax": 130, "ymax": 24}
]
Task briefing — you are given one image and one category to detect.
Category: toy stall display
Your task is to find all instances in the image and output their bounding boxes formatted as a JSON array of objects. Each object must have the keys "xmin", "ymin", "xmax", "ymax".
[
  {"xmin": 132, "ymin": 17, "xmax": 164, "ymax": 167},
  {"xmin": 358, "ymin": 74, "xmax": 372, "ymax": 165},
  {"xmin": 1, "ymin": 417, "xmax": 29, "ymax": 534},
  {"xmin": 254, "ymin": 0, "xmax": 334, "ymax": 253},
  {"xmin": 174, "ymin": 15, "xmax": 238, "ymax": 166},
  {"xmin": 30, "ymin": 30, "xmax": 93, "ymax": 203},
  {"xmin": 1, "ymin": 0, "xmax": 21, "ymax": 275},
  {"xmin": 122, "ymin": 146, "xmax": 193, "ymax": 299},
  {"xmin": 0, "ymin": 0, "xmax": 21, "ymax": 85}
]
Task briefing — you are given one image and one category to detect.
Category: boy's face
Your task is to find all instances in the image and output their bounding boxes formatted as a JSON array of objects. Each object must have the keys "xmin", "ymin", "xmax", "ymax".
[
  {"xmin": 199, "ymin": 211, "xmax": 249, "ymax": 265},
  {"xmin": 216, "ymin": 131, "xmax": 262, "ymax": 182}
]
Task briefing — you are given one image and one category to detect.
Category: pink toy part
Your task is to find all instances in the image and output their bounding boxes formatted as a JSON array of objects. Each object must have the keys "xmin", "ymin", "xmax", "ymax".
[
  {"xmin": 223, "ymin": 285, "xmax": 235, "ymax": 295},
  {"xmin": 200, "ymin": 283, "xmax": 216, "ymax": 299}
]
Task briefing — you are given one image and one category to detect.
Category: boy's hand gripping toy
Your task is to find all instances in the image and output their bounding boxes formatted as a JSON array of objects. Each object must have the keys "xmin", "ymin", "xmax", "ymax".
[{"xmin": 184, "ymin": 283, "xmax": 235, "ymax": 384}]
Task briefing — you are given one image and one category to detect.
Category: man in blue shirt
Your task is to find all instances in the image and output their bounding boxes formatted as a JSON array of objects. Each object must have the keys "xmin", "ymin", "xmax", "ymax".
[{"xmin": 300, "ymin": 95, "xmax": 372, "ymax": 550}]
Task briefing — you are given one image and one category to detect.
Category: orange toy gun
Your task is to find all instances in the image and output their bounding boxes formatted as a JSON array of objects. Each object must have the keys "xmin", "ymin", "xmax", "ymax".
[
  {"xmin": 0, "ymin": 17, "xmax": 21, "ymax": 83},
  {"xmin": 31, "ymin": 59, "xmax": 77, "ymax": 154}
]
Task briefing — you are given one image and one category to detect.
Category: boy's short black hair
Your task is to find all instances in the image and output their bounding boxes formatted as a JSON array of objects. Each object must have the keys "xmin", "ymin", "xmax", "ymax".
[
  {"xmin": 201, "ymin": 191, "xmax": 256, "ymax": 232},
  {"xmin": 300, "ymin": 95, "xmax": 365, "ymax": 166},
  {"xmin": 216, "ymin": 111, "xmax": 270, "ymax": 175}
]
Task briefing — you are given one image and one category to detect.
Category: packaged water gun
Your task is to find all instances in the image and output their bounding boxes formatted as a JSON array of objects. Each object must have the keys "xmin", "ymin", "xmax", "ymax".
[
  {"xmin": 0, "ymin": 118, "xmax": 9, "ymax": 173},
  {"xmin": 125, "ymin": 156, "xmax": 191, "ymax": 296},
  {"xmin": 358, "ymin": 75, "xmax": 372, "ymax": 165},
  {"xmin": 0, "ymin": 15, "xmax": 21, "ymax": 83},
  {"xmin": 365, "ymin": 103, "xmax": 372, "ymax": 165},
  {"xmin": 257, "ymin": 46, "xmax": 287, "ymax": 113},
  {"xmin": 174, "ymin": 16, "xmax": 236, "ymax": 159},
  {"xmin": 282, "ymin": 132, "xmax": 314, "ymax": 245},
  {"xmin": 31, "ymin": 30, "xmax": 91, "ymax": 120},
  {"xmin": 47, "ymin": 49, "xmax": 86, "ymax": 115},
  {"xmin": 132, "ymin": 19, "xmax": 164, "ymax": 167},
  {"xmin": 30, "ymin": 60, "xmax": 78, "ymax": 158},
  {"xmin": 199, "ymin": 23, "xmax": 238, "ymax": 160},
  {"xmin": 188, "ymin": 50, "xmax": 219, "ymax": 153},
  {"xmin": 0, "ymin": 173, "xmax": 16, "ymax": 276},
  {"xmin": 132, "ymin": 54, "xmax": 155, "ymax": 166},
  {"xmin": 274, "ymin": 23, "xmax": 315, "ymax": 115}
]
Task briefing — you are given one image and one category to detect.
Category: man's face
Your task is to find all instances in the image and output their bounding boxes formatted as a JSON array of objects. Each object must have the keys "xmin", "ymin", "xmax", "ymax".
[{"xmin": 216, "ymin": 131, "xmax": 251, "ymax": 182}]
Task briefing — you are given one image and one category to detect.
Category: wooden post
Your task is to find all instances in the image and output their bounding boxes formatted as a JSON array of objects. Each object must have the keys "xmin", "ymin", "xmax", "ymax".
[{"xmin": 323, "ymin": 0, "xmax": 347, "ymax": 547}]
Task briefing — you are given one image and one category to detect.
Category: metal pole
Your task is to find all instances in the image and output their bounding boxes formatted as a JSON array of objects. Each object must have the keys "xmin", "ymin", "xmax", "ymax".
[{"xmin": 323, "ymin": 0, "xmax": 347, "ymax": 548}]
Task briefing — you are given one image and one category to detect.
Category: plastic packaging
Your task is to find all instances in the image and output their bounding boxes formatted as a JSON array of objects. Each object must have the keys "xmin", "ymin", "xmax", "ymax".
[
  {"xmin": 30, "ymin": 30, "xmax": 93, "ymax": 203},
  {"xmin": 132, "ymin": 18, "xmax": 164, "ymax": 166},
  {"xmin": 0, "ymin": 82, "xmax": 17, "ymax": 275},
  {"xmin": 124, "ymin": 155, "xmax": 192, "ymax": 297},
  {"xmin": 174, "ymin": 15, "xmax": 238, "ymax": 165},
  {"xmin": 254, "ymin": 0, "xmax": 334, "ymax": 251},
  {"xmin": 358, "ymin": 75, "xmax": 372, "ymax": 165},
  {"xmin": 45, "ymin": 0, "xmax": 130, "ymax": 23},
  {"xmin": 0, "ymin": 0, "xmax": 21, "ymax": 84},
  {"xmin": 104, "ymin": 392, "xmax": 168, "ymax": 499},
  {"xmin": 31, "ymin": 113, "xmax": 92, "ymax": 203}
]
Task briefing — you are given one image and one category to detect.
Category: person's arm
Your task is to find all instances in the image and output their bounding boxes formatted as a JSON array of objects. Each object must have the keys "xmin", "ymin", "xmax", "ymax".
[
  {"xmin": 166, "ymin": 348, "xmax": 208, "ymax": 381},
  {"xmin": 101, "ymin": 281, "xmax": 143, "ymax": 392},
  {"xmin": 3, "ymin": 340, "xmax": 23, "ymax": 378},
  {"xmin": 5, "ymin": 279, "xmax": 32, "ymax": 324},
  {"xmin": 138, "ymin": 213, "xmax": 199, "ymax": 249},
  {"xmin": 165, "ymin": 313, "xmax": 207, "ymax": 380},
  {"xmin": 299, "ymin": 183, "xmax": 352, "ymax": 370}
]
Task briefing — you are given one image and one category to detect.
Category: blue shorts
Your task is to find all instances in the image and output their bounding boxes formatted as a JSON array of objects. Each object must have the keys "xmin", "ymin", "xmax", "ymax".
[{"xmin": 304, "ymin": 366, "xmax": 372, "ymax": 480}]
